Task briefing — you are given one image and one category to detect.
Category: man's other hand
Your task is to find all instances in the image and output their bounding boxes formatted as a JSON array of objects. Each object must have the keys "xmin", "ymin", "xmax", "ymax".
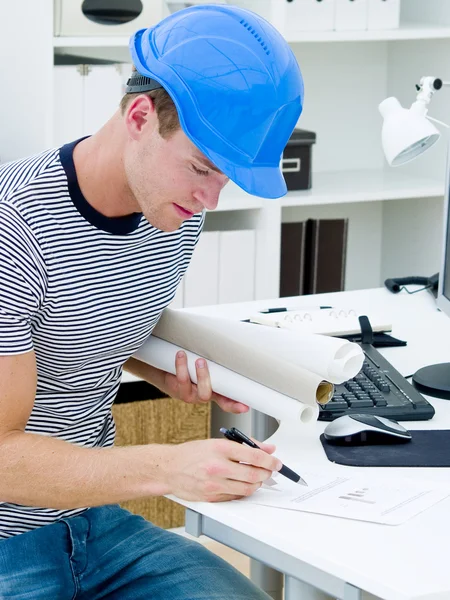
[{"xmin": 163, "ymin": 350, "xmax": 249, "ymax": 414}]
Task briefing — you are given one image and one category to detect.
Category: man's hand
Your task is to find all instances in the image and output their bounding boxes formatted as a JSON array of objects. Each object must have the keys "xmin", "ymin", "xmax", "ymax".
[
  {"xmin": 164, "ymin": 351, "xmax": 249, "ymax": 414},
  {"xmin": 163, "ymin": 437, "xmax": 281, "ymax": 502}
]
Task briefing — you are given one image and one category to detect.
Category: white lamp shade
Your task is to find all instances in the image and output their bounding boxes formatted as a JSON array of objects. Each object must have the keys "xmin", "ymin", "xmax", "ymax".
[{"xmin": 379, "ymin": 97, "xmax": 440, "ymax": 166}]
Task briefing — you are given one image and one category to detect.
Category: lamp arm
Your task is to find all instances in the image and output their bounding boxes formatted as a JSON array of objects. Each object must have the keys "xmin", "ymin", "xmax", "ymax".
[
  {"xmin": 415, "ymin": 76, "xmax": 443, "ymax": 106},
  {"xmin": 416, "ymin": 77, "xmax": 450, "ymax": 128},
  {"xmin": 427, "ymin": 115, "xmax": 450, "ymax": 129}
]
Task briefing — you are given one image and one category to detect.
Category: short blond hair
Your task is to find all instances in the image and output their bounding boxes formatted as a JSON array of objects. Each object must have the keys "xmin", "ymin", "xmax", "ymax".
[{"xmin": 120, "ymin": 67, "xmax": 180, "ymax": 139}]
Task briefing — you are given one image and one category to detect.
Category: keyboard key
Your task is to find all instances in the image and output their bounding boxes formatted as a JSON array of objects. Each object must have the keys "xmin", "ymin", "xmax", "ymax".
[
  {"xmin": 361, "ymin": 382, "xmax": 377, "ymax": 392},
  {"xmin": 345, "ymin": 382, "xmax": 359, "ymax": 391},
  {"xmin": 373, "ymin": 397, "xmax": 387, "ymax": 407},
  {"xmin": 365, "ymin": 371, "xmax": 378, "ymax": 382},
  {"xmin": 325, "ymin": 401, "xmax": 348, "ymax": 411},
  {"xmin": 348, "ymin": 399, "xmax": 373, "ymax": 408},
  {"xmin": 374, "ymin": 379, "xmax": 387, "ymax": 390}
]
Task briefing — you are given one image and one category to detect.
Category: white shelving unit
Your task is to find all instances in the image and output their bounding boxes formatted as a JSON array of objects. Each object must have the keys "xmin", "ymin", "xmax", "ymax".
[
  {"xmin": 281, "ymin": 169, "xmax": 444, "ymax": 207},
  {"xmin": 52, "ymin": 23, "xmax": 450, "ymax": 50},
  {"xmin": 2, "ymin": 0, "xmax": 450, "ymax": 300},
  {"xmin": 217, "ymin": 169, "xmax": 444, "ymax": 209}
]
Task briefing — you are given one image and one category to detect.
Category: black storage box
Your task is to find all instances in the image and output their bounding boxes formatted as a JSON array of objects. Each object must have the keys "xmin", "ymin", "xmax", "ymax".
[{"xmin": 281, "ymin": 128, "xmax": 316, "ymax": 191}]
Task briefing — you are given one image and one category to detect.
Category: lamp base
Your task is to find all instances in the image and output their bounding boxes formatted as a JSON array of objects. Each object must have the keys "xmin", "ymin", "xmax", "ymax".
[{"xmin": 412, "ymin": 363, "xmax": 450, "ymax": 400}]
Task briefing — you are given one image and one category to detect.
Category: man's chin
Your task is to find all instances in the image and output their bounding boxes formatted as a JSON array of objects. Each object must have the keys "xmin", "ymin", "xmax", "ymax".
[{"xmin": 142, "ymin": 213, "xmax": 183, "ymax": 233}]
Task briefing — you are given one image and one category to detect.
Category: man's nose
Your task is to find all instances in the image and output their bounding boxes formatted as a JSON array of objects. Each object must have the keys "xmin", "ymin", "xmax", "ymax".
[{"xmin": 194, "ymin": 177, "xmax": 229, "ymax": 211}]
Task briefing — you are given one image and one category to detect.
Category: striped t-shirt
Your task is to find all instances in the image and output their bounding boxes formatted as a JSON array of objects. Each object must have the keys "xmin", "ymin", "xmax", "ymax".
[{"xmin": 0, "ymin": 139, "xmax": 204, "ymax": 539}]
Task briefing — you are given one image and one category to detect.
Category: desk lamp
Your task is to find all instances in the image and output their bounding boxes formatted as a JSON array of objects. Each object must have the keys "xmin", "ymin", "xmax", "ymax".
[{"xmin": 379, "ymin": 76, "xmax": 450, "ymax": 400}]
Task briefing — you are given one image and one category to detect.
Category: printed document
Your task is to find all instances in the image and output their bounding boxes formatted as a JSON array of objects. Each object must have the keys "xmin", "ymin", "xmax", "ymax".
[{"xmin": 240, "ymin": 468, "xmax": 449, "ymax": 525}]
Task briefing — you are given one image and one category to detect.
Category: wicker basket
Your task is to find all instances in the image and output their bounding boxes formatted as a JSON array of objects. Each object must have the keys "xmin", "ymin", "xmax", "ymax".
[{"xmin": 112, "ymin": 397, "xmax": 210, "ymax": 529}]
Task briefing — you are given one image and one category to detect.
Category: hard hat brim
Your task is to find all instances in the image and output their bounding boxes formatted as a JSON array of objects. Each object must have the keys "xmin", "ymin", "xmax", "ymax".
[{"xmin": 201, "ymin": 146, "xmax": 288, "ymax": 199}]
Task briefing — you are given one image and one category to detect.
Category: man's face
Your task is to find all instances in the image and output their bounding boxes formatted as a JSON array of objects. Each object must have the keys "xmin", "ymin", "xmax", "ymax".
[{"xmin": 123, "ymin": 100, "xmax": 229, "ymax": 232}]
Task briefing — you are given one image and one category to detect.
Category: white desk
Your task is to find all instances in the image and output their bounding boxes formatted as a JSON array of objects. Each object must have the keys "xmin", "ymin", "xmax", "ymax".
[{"xmin": 171, "ymin": 288, "xmax": 450, "ymax": 600}]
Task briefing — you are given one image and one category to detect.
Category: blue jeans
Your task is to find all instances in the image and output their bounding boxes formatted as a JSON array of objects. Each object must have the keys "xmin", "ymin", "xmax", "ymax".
[{"xmin": 0, "ymin": 504, "xmax": 271, "ymax": 599}]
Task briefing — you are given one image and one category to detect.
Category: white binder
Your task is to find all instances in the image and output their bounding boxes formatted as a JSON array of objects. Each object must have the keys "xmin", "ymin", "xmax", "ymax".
[
  {"xmin": 334, "ymin": 0, "xmax": 368, "ymax": 31},
  {"xmin": 218, "ymin": 230, "xmax": 255, "ymax": 304},
  {"xmin": 53, "ymin": 65, "xmax": 124, "ymax": 146},
  {"xmin": 367, "ymin": 0, "xmax": 400, "ymax": 30},
  {"xmin": 183, "ymin": 231, "xmax": 220, "ymax": 307},
  {"xmin": 53, "ymin": 66, "xmax": 84, "ymax": 147},
  {"xmin": 83, "ymin": 65, "xmax": 124, "ymax": 136}
]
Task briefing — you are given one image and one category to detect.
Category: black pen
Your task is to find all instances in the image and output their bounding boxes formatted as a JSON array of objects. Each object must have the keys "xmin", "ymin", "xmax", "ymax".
[
  {"xmin": 259, "ymin": 306, "xmax": 332, "ymax": 313},
  {"xmin": 220, "ymin": 427, "xmax": 308, "ymax": 486}
]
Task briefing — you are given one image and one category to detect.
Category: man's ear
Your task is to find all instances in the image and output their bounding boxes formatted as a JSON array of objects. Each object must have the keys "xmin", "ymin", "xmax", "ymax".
[{"xmin": 125, "ymin": 95, "xmax": 158, "ymax": 140}]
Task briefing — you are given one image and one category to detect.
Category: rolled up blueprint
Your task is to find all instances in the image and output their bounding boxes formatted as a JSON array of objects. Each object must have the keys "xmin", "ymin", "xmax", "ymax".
[
  {"xmin": 229, "ymin": 323, "xmax": 363, "ymax": 384},
  {"xmin": 134, "ymin": 336, "xmax": 321, "ymax": 424},
  {"xmin": 150, "ymin": 309, "xmax": 364, "ymax": 403}
]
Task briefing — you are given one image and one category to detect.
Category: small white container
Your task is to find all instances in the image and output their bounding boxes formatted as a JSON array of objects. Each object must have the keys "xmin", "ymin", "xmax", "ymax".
[
  {"xmin": 235, "ymin": 0, "xmax": 335, "ymax": 36},
  {"xmin": 285, "ymin": 0, "xmax": 336, "ymax": 33},
  {"xmin": 54, "ymin": 0, "xmax": 163, "ymax": 37},
  {"xmin": 367, "ymin": 0, "xmax": 401, "ymax": 30},
  {"xmin": 231, "ymin": 0, "xmax": 286, "ymax": 33},
  {"xmin": 334, "ymin": 0, "xmax": 368, "ymax": 31}
]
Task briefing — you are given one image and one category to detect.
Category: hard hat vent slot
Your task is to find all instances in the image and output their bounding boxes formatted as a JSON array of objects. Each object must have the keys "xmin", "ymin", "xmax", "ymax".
[{"xmin": 239, "ymin": 19, "xmax": 270, "ymax": 55}]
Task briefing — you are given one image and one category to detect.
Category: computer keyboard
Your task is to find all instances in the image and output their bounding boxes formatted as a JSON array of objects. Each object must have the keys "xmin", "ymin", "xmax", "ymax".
[{"xmin": 318, "ymin": 343, "xmax": 435, "ymax": 422}]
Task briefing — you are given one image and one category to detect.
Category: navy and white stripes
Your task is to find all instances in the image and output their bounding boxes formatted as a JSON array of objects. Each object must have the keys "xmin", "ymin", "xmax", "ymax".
[{"xmin": 0, "ymin": 140, "xmax": 203, "ymax": 538}]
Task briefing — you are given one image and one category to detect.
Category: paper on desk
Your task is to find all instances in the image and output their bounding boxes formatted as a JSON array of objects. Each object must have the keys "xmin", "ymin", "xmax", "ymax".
[
  {"xmin": 250, "ymin": 307, "xmax": 392, "ymax": 338},
  {"xmin": 240, "ymin": 469, "xmax": 450, "ymax": 525}
]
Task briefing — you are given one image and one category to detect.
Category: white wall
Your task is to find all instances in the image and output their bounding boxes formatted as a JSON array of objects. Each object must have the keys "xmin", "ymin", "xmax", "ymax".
[
  {"xmin": 0, "ymin": 0, "xmax": 54, "ymax": 162},
  {"xmin": 381, "ymin": 196, "xmax": 444, "ymax": 280},
  {"xmin": 380, "ymin": 37, "xmax": 450, "ymax": 280},
  {"xmin": 290, "ymin": 41, "xmax": 388, "ymax": 173}
]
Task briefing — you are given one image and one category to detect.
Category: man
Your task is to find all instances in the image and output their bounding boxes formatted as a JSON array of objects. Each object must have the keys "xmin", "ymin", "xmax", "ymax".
[{"xmin": 0, "ymin": 4, "xmax": 303, "ymax": 599}]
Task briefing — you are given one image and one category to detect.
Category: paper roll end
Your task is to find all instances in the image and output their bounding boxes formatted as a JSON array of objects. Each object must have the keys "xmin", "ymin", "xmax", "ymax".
[
  {"xmin": 300, "ymin": 405, "xmax": 318, "ymax": 423},
  {"xmin": 316, "ymin": 381, "xmax": 334, "ymax": 405}
]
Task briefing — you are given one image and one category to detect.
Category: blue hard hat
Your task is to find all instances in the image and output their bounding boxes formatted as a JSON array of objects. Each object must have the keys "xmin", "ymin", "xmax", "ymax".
[{"xmin": 129, "ymin": 4, "xmax": 304, "ymax": 199}]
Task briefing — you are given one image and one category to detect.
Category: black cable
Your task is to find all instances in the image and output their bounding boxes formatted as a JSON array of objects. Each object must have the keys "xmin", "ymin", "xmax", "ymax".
[{"xmin": 400, "ymin": 284, "xmax": 433, "ymax": 295}]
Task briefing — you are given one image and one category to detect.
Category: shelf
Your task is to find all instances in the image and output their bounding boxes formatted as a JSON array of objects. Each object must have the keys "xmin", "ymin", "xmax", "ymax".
[
  {"xmin": 286, "ymin": 23, "xmax": 450, "ymax": 43},
  {"xmin": 54, "ymin": 36, "xmax": 130, "ymax": 48},
  {"xmin": 53, "ymin": 23, "xmax": 450, "ymax": 52},
  {"xmin": 207, "ymin": 170, "xmax": 443, "ymax": 212},
  {"xmin": 281, "ymin": 169, "xmax": 444, "ymax": 208},
  {"xmin": 214, "ymin": 183, "xmax": 264, "ymax": 212}
]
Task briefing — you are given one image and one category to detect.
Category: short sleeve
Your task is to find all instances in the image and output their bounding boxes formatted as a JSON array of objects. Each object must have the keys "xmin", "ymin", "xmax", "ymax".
[{"xmin": 0, "ymin": 203, "xmax": 47, "ymax": 354}]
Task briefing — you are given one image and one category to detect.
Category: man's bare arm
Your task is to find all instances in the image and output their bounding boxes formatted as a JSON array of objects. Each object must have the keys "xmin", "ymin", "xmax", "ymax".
[
  {"xmin": 123, "ymin": 356, "xmax": 167, "ymax": 392},
  {"xmin": 0, "ymin": 352, "xmax": 279, "ymax": 509},
  {"xmin": 0, "ymin": 351, "xmax": 171, "ymax": 509}
]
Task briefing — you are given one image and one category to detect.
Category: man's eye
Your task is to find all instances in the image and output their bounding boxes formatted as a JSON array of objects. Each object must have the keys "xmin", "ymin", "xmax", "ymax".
[{"xmin": 192, "ymin": 164, "xmax": 209, "ymax": 176}]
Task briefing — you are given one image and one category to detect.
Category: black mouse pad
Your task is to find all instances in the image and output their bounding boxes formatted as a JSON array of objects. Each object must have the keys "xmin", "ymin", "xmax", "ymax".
[{"xmin": 320, "ymin": 430, "xmax": 450, "ymax": 467}]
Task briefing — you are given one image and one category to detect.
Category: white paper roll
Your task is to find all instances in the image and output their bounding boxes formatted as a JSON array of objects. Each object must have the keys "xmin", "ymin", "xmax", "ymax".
[
  {"xmin": 134, "ymin": 337, "xmax": 320, "ymax": 425},
  {"xmin": 152, "ymin": 309, "xmax": 363, "ymax": 402}
]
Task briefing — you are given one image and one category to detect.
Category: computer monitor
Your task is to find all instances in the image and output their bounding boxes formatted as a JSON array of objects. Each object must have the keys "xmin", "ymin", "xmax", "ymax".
[
  {"xmin": 438, "ymin": 177, "xmax": 450, "ymax": 315},
  {"xmin": 412, "ymin": 154, "xmax": 450, "ymax": 399}
]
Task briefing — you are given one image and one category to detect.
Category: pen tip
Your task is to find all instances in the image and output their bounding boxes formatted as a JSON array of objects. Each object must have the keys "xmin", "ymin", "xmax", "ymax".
[{"xmin": 298, "ymin": 477, "xmax": 308, "ymax": 487}]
